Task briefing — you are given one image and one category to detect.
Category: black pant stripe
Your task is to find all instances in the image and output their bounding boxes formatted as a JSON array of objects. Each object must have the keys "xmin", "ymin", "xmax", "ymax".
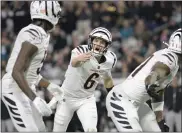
[
  {"xmin": 123, "ymin": 125, "xmax": 132, "ymax": 129},
  {"xmin": 111, "ymin": 92, "xmax": 121, "ymax": 101},
  {"xmin": 25, "ymin": 30, "xmax": 37, "ymax": 38},
  {"xmin": 110, "ymin": 102, "xmax": 124, "ymax": 111},
  {"xmin": 13, "ymin": 116, "xmax": 23, "ymax": 122},
  {"xmin": 17, "ymin": 123, "xmax": 26, "ymax": 128},
  {"xmin": 8, "ymin": 105, "xmax": 20, "ymax": 116},
  {"xmin": 113, "ymin": 111, "xmax": 127, "ymax": 119},
  {"xmin": 118, "ymin": 120, "xmax": 130, "ymax": 125},
  {"xmin": 111, "ymin": 97, "xmax": 115, "ymax": 101},
  {"xmin": 4, "ymin": 96, "xmax": 16, "ymax": 106}
]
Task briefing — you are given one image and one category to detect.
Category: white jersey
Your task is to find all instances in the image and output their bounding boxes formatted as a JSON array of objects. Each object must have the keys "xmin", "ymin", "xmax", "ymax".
[
  {"xmin": 62, "ymin": 45, "xmax": 117, "ymax": 98},
  {"xmin": 113, "ymin": 48, "xmax": 179, "ymax": 103},
  {"xmin": 2, "ymin": 24, "xmax": 50, "ymax": 93}
]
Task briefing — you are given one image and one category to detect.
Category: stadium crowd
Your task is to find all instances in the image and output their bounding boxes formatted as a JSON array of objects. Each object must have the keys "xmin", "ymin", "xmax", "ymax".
[{"xmin": 1, "ymin": 1, "xmax": 181, "ymax": 132}]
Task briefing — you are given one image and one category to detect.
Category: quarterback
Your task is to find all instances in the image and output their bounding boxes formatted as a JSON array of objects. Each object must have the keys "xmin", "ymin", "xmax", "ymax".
[
  {"xmin": 106, "ymin": 28, "xmax": 181, "ymax": 132},
  {"xmin": 1, "ymin": 1, "xmax": 64, "ymax": 131},
  {"xmin": 51, "ymin": 27, "xmax": 117, "ymax": 132}
]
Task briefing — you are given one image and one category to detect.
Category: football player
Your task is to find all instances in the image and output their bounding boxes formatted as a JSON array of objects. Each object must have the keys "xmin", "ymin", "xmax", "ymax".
[
  {"xmin": 1, "ymin": 1, "xmax": 64, "ymax": 131},
  {"xmin": 51, "ymin": 27, "xmax": 117, "ymax": 132},
  {"xmin": 106, "ymin": 28, "xmax": 181, "ymax": 132}
]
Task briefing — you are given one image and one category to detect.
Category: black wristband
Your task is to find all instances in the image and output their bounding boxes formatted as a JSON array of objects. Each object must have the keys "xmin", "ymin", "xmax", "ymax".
[
  {"xmin": 106, "ymin": 86, "xmax": 114, "ymax": 92},
  {"xmin": 158, "ymin": 119, "xmax": 169, "ymax": 132}
]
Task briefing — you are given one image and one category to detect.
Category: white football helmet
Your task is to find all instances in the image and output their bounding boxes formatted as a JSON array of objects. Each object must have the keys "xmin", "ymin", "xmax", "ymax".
[
  {"xmin": 168, "ymin": 28, "xmax": 182, "ymax": 54},
  {"xmin": 30, "ymin": 1, "xmax": 62, "ymax": 26},
  {"xmin": 88, "ymin": 27, "xmax": 112, "ymax": 56}
]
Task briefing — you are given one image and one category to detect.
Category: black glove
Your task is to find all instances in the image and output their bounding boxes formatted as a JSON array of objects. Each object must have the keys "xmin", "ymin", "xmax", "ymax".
[
  {"xmin": 158, "ymin": 119, "xmax": 169, "ymax": 132},
  {"xmin": 146, "ymin": 84, "xmax": 160, "ymax": 100}
]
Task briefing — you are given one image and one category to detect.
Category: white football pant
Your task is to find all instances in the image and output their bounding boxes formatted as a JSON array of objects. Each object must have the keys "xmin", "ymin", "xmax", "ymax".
[
  {"xmin": 1, "ymin": 79, "xmax": 46, "ymax": 132},
  {"xmin": 53, "ymin": 95, "xmax": 97, "ymax": 132},
  {"xmin": 106, "ymin": 90, "xmax": 161, "ymax": 132}
]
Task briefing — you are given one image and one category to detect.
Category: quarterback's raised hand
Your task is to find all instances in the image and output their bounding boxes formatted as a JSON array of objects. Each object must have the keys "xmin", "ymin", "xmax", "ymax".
[
  {"xmin": 33, "ymin": 97, "xmax": 52, "ymax": 116},
  {"xmin": 77, "ymin": 52, "xmax": 92, "ymax": 62},
  {"xmin": 71, "ymin": 51, "xmax": 92, "ymax": 67}
]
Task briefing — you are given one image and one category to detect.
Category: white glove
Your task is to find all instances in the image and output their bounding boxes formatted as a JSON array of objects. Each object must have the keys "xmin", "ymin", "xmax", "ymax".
[
  {"xmin": 33, "ymin": 97, "xmax": 52, "ymax": 116},
  {"xmin": 47, "ymin": 83, "xmax": 64, "ymax": 100},
  {"xmin": 48, "ymin": 96, "xmax": 58, "ymax": 110}
]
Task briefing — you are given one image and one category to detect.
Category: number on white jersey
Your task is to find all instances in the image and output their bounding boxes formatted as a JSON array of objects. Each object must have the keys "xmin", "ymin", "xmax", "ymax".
[{"xmin": 84, "ymin": 73, "xmax": 99, "ymax": 89}]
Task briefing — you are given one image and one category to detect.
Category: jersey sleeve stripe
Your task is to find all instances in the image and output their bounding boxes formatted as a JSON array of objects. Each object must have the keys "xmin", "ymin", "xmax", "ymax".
[
  {"xmin": 167, "ymin": 53, "xmax": 177, "ymax": 66},
  {"xmin": 110, "ymin": 51, "xmax": 114, "ymax": 57},
  {"xmin": 25, "ymin": 30, "xmax": 38, "ymax": 38},
  {"xmin": 85, "ymin": 47, "xmax": 89, "ymax": 52},
  {"xmin": 110, "ymin": 52, "xmax": 117, "ymax": 68},
  {"xmin": 167, "ymin": 53, "xmax": 175, "ymax": 61},
  {"xmin": 112, "ymin": 58, "xmax": 116, "ymax": 68},
  {"xmin": 162, "ymin": 54, "xmax": 173, "ymax": 63},
  {"xmin": 79, "ymin": 45, "xmax": 85, "ymax": 53},
  {"xmin": 76, "ymin": 47, "xmax": 82, "ymax": 53},
  {"xmin": 29, "ymin": 29, "xmax": 41, "ymax": 37}
]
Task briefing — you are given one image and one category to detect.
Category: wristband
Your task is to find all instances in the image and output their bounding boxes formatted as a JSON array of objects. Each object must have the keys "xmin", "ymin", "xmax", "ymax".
[{"xmin": 106, "ymin": 86, "xmax": 114, "ymax": 92}]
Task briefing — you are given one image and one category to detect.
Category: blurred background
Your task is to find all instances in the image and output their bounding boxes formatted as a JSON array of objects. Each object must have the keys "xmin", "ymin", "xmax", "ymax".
[{"xmin": 1, "ymin": 1, "xmax": 181, "ymax": 132}]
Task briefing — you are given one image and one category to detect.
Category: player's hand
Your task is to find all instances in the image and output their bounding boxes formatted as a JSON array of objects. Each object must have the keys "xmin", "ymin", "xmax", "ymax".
[
  {"xmin": 47, "ymin": 83, "xmax": 64, "ymax": 100},
  {"xmin": 146, "ymin": 84, "xmax": 160, "ymax": 100},
  {"xmin": 48, "ymin": 93, "xmax": 65, "ymax": 110},
  {"xmin": 48, "ymin": 96, "xmax": 58, "ymax": 110},
  {"xmin": 77, "ymin": 52, "xmax": 92, "ymax": 62},
  {"xmin": 33, "ymin": 97, "xmax": 52, "ymax": 116}
]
